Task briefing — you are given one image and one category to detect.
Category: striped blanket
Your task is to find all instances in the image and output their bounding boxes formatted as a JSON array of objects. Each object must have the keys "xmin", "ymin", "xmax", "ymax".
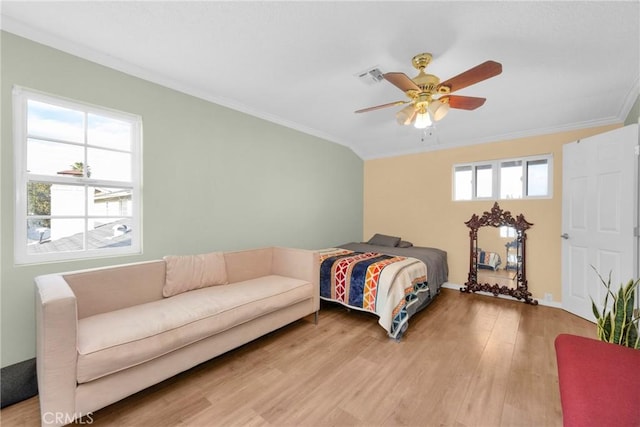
[
  {"xmin": 318, "ymin": 248, "xmax": 429, "ymax": 339},
  {"xmin": 477, "ymin": 250, "xmax": 501, "ymax": 270}
]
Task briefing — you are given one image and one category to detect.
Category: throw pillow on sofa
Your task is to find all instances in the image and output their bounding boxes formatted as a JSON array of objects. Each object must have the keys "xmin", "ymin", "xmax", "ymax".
[{"xmin": 163, "ymin": 252, "xmax": 228, "ymax": 297}]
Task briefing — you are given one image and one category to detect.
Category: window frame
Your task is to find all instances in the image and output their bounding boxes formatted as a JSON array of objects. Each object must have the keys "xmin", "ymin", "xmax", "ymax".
[
  {"xmin": 452, "ymin": 154, "xmax": 553, "ymax": 202},
  {"xmin": 13, "ymin": 86, "xmax": 143, "ymax": 265}
]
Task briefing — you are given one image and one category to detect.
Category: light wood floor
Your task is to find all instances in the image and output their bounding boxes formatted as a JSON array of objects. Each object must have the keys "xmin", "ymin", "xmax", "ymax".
[{"xmin": 1, "ymin": 289, "xmax": 595, "ymax": 427}]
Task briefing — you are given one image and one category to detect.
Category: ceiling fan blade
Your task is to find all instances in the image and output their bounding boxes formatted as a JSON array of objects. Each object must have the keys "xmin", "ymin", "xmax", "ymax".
[
  {"xmin": 355, "ymin": 100, "xmax": 409, "ymax": 113},
  {"xmin": 383, "ymin": 72, "xmax": 420, "ymax": 92},
  {"xmin": 396, "ymin": 104, "xmax": 417, "ymax": 125},
  {"xmin": 444, "ymin": 95, "xmax": 487, "ymax": 110},
  {"xmin": 438, "ymin": 61, "xmax": 502, "ymax": 93}
]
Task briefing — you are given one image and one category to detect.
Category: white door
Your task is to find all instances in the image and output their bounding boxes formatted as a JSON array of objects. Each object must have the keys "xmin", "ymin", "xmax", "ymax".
[{"xmin": 561, "ymin": 124, "xmax": 639, "ymax": 321}]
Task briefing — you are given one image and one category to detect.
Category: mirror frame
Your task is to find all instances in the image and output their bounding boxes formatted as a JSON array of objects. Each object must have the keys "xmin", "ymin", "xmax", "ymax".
[{"xmin": 461, "ymin": 202, "xmax": 538, "ymax": 305}]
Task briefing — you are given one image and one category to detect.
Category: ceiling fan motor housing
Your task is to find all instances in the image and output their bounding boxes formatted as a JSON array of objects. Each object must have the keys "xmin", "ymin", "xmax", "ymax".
[
  {"xmin": 411, "ymin": 72, "xmax": 440, "ymax": 95},
  {"xmin": 410, "ymin": 53, "xmax": 440, "ymax": 96}
]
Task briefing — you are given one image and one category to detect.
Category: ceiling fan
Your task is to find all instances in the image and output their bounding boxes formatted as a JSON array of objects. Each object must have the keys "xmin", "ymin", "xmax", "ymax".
[{"xmin": 355, "ymin": 53, "xmax": 502, "ymax": 129}]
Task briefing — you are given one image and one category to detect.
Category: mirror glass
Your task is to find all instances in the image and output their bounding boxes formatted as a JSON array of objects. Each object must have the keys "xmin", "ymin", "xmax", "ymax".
[
  {"xmin": 476, "ymin": 226, "xmax": 518, "ymax": 290},
  {"xmin": 462, "ymin": 202, "xmax": 537, "ymax": 305}
]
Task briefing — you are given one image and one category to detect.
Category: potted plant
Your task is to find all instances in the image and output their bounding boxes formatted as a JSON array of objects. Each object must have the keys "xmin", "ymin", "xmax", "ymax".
[{"xmin": 591, "ymin": 268, "xmax": 639, "ymax": 349}]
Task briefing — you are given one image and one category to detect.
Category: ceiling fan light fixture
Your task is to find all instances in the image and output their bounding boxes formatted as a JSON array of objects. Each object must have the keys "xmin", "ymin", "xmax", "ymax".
[
  {"xmin": 396, "ymin": 107, "xmax": 413, "ymax": 125},
  {"xmin": 414, "ymin": 110, "xmax": 432, "ymax": 129},
  {"xmin": 428, "ymin": 99, "xmax": 450, "ymax": 121}
]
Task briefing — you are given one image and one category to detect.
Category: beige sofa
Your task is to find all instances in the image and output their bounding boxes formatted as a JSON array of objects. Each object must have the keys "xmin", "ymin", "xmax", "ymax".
[{"xmin": 35, "ymin": 247, "xmax": 319, "ymax": 426}]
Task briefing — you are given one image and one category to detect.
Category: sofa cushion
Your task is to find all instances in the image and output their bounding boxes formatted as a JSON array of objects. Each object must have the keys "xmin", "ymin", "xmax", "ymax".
[
  {"xmin": 76, "ymin": 275, "xmax": 312, "ymax": 383},
  {"xmin": 163, "ymin": 252, "xmax": 228, "ymax": 297}
]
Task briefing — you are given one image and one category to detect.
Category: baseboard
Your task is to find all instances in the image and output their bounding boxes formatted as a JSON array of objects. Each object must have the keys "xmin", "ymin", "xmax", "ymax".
[
  {"xmin": 537, "ymin": 298, "xmax": 563, "ymax": 309},
  {"xmin": 441, "ymin": 282, "xmax": 563, "ymax": 308},
  {"xmin": 1, "ymin": 358, "xmax": 38, "ymax": 408}
]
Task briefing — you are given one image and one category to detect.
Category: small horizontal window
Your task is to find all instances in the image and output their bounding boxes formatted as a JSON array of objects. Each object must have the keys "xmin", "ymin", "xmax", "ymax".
[{"xmin": 453, "ymin": 154, "xmax": 552, "ymax": 201}]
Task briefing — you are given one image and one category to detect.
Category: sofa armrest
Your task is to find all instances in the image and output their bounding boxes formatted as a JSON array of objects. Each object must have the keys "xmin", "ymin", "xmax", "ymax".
[
  {"xmin": 272, "ymin": 247, "xmax": 320, "ymax": 311},
  {"xmin": 35, "ymin": 274, "xmax": 79, "ymax": 425}
]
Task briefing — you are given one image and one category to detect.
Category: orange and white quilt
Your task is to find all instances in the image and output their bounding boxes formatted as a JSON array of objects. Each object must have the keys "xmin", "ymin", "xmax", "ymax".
[{"xmin": 318, "ymin": 248, "xmax": 429, "ymax": 339}]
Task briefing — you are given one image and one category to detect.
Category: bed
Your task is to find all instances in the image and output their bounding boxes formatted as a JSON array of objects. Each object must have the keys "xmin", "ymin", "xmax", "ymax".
[
  {"xmin": 476, "ymin": 249, "xmax": 502, "ymax": 271},
  {"xmin": 318, "ymin": 234, "xmax": 449, "ymax": 339}
]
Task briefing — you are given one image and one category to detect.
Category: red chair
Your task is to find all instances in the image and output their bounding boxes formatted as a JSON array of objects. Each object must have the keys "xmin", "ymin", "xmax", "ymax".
[{"xmin": 555, "ymin": 334, "xmax": 640, "ymax": 426}]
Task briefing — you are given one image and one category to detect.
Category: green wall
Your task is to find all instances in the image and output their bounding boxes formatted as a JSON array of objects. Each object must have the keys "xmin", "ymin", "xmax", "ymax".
[
  {"xmin": 624, "ymin": 95, "xmax": 639, "ymax": 125},
  {"xmin": 0, "ymin": 32, "xmax": 363, "ymax": 367}
]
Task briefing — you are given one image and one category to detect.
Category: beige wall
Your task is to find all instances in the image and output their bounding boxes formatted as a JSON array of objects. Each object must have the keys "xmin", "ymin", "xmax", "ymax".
[{"xmin": 364, "ymin": 124, "xmax": 621, "ymax": 303}]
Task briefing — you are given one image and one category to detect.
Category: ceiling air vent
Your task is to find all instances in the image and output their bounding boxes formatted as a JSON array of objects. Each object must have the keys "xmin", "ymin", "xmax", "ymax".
[{"xmin": 355, "ymin": 66, "xmax": 384, "ymax": 85}]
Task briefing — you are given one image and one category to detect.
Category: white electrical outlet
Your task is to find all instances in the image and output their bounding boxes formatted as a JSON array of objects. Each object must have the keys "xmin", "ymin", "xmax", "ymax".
[{"xmin": 544, "ymin": 293, "xmax": 553, "ymax": 302}]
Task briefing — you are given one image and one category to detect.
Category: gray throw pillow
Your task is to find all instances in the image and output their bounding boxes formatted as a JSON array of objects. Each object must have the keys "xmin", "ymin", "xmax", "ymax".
[
  {"xmin": 367, "ymin": 233, "xmax": 401, "ymax": 247},
  {"xmin": 397, "ymin": 240, "xmax": 413, "ymax": 248}
]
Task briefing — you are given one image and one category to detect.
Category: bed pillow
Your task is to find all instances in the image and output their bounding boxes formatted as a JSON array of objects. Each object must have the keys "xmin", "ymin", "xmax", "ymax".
[
  {"xmin": 397, "ymin": 240, "xmax": 413, "ymax": 248},
  {"xmin": 163, "ymin": 252, "xmax": 228, "ymax": 297},
  {"xmin": 367, "ymin": 233, "xmax": 401, "ymax": 247}
]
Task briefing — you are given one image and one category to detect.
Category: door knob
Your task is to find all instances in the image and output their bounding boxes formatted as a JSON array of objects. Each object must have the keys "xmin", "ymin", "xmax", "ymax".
[{"xmin": 560, "ymin": 233, "xmax": 569, "ymax": 239}]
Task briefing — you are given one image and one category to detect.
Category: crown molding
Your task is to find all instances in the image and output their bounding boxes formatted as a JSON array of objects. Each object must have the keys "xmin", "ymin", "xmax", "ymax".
[
  {"xmin": 0, "ymin": 18, "xmax": 362, "ymax": 158},
  {"xmin": 619, "ymin": 77, "xmax": 640, "ymax": 122}
]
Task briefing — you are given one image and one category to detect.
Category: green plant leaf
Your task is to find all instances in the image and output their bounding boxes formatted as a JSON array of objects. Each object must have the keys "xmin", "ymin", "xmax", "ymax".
[
  {"xmin": 590, "ymin": 267, "xmax": 640, "ymax": 348},
  {"xmin": 591, "ymin": 298, "xmax": 602, "ymax": 319}
]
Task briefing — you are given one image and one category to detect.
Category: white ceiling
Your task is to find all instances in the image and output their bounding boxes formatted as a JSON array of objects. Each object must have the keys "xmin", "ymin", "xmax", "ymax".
[{"xmin": 2, "ymin": 1, "xmax": 639, "ymax": 159}]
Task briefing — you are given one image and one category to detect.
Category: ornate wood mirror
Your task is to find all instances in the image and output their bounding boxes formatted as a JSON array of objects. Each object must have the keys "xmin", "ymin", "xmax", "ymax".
[{"xmin": 461, "ymin": 202, "xmax": 538, "ymax": 305}]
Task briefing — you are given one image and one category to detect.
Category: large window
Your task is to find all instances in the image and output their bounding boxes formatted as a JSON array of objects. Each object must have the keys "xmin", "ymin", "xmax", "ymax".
[
  {"xmin": 13, "ymin": 87, "xmax": 142, "ymax": 264},
  {"xmin": 453, "ymin": 154, "xmax": 552, "ymax": 201}
]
